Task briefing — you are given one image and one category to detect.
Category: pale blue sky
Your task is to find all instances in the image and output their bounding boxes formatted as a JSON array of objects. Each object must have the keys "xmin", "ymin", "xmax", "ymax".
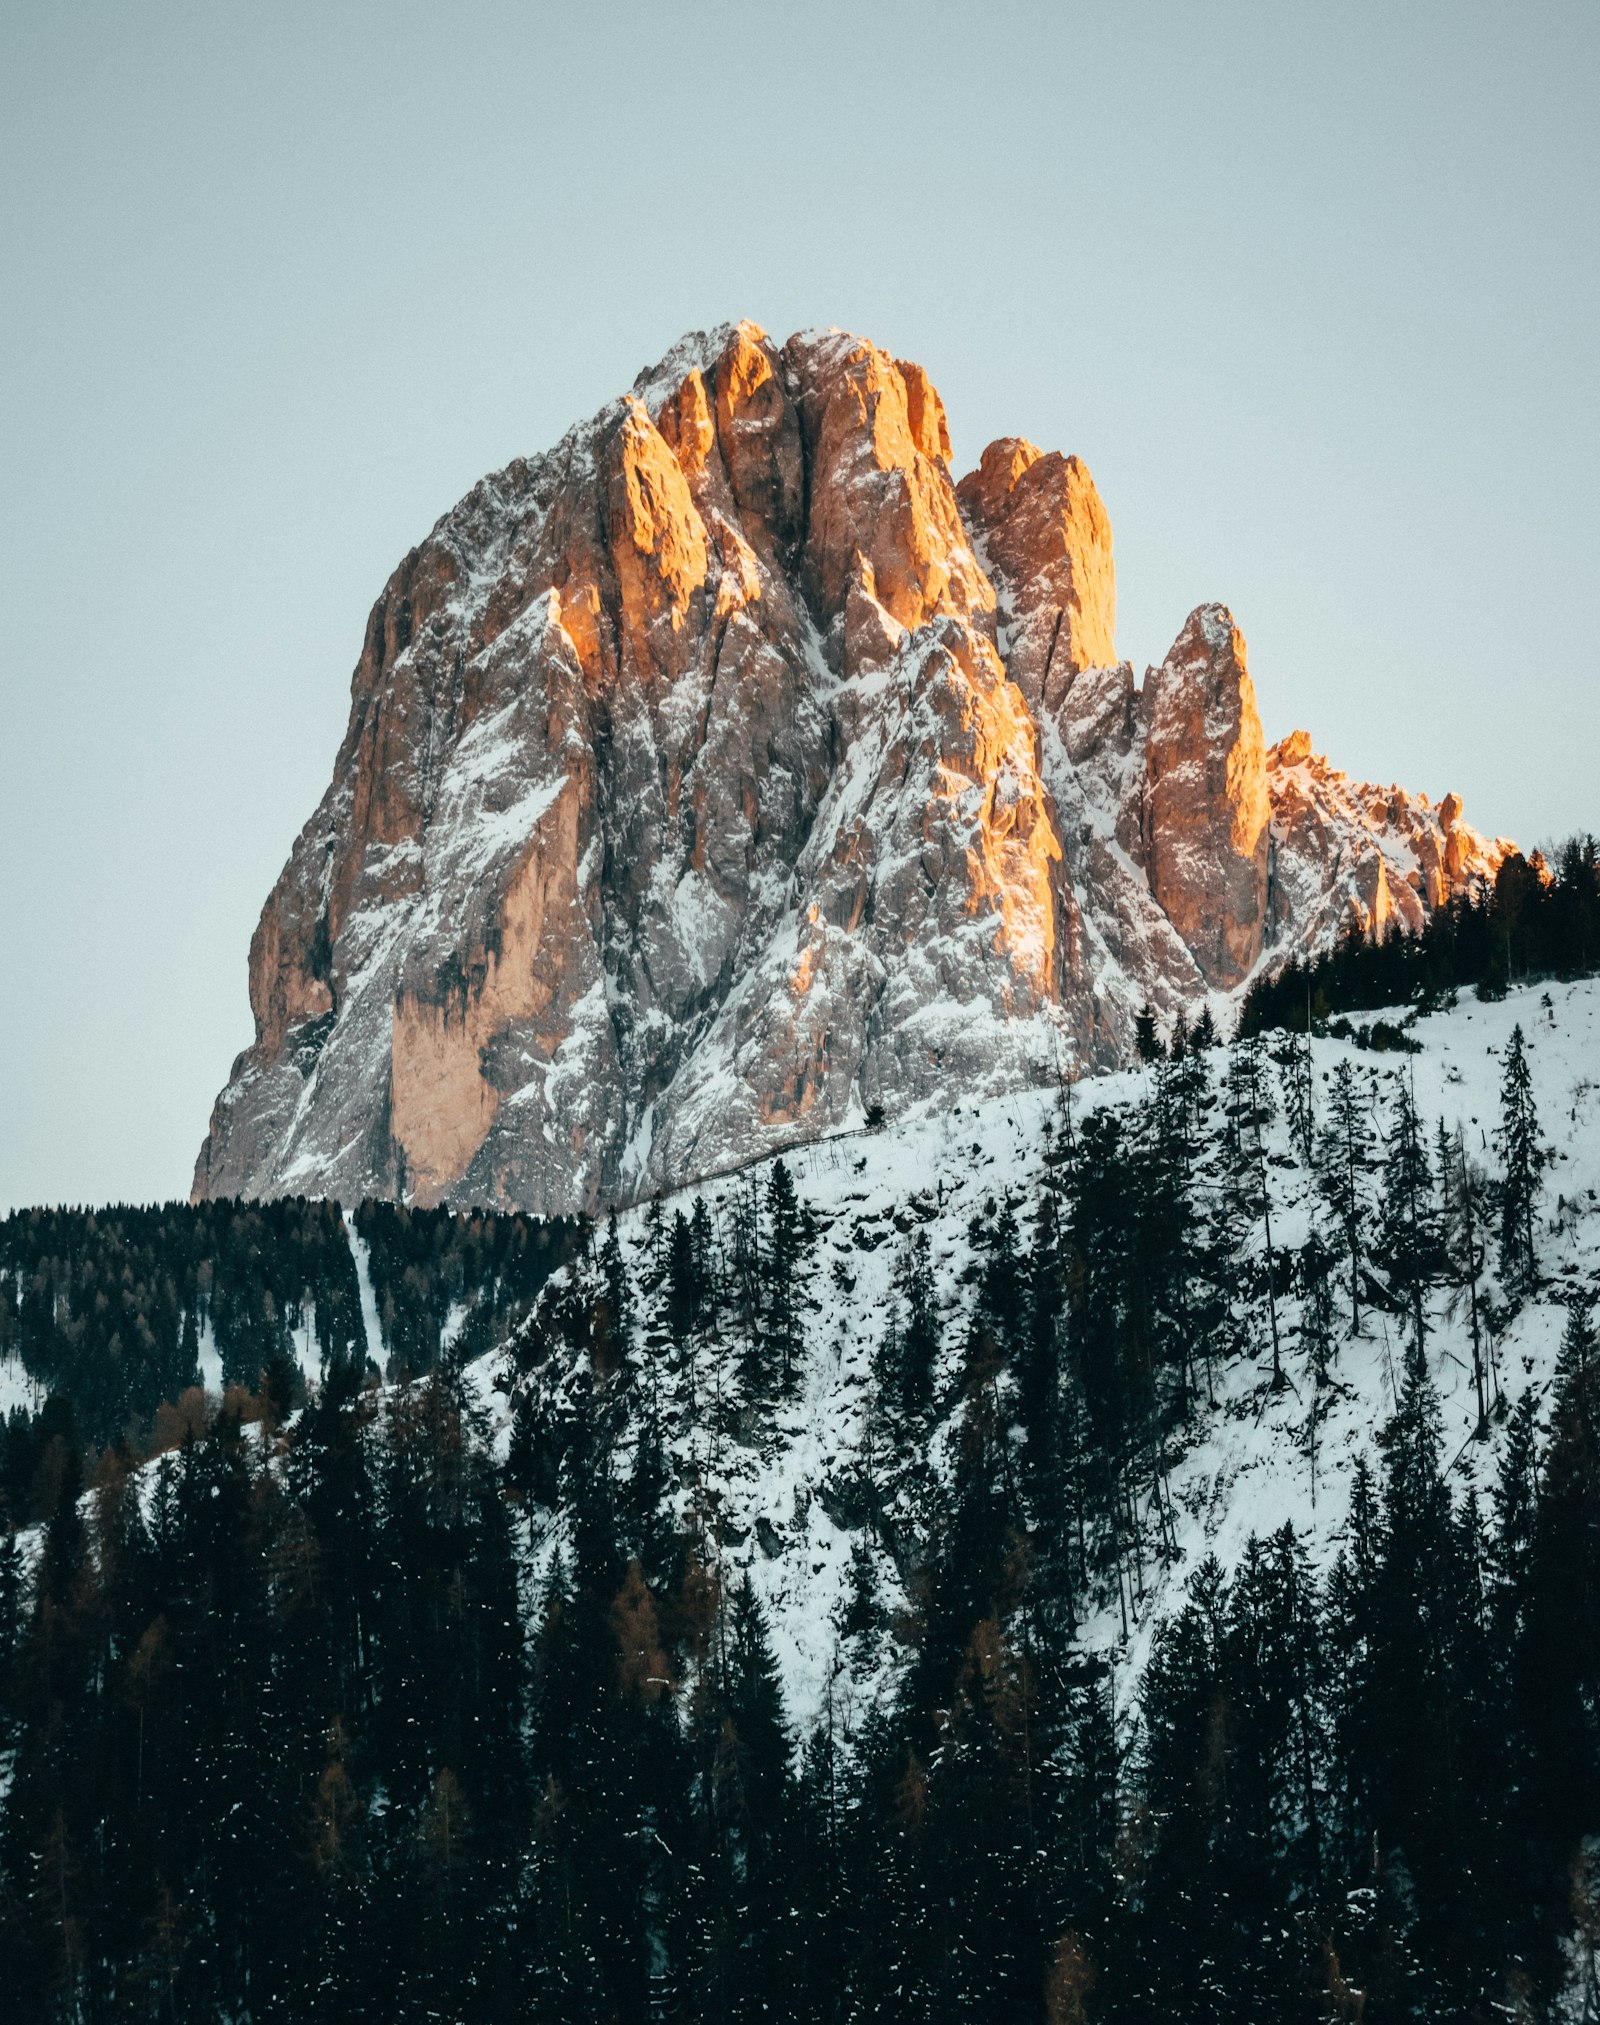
[{"xmin": 2, "ymin": 0, "xmax": 1595, "ymax": 1210}]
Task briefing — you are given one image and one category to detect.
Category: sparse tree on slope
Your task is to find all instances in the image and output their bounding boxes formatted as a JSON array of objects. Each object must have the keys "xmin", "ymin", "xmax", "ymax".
[
  {"xmin": 1381, "ymin": 1071, "xmax": 1439, "ymax": 1359},
  {"xmin": 1321, "ymin": 1058, "xmax": 1372, "ymax": 1334},
  {"xmin": 1496, "ymin": 1022, "xmax": 1542, "ymax": 1298}
]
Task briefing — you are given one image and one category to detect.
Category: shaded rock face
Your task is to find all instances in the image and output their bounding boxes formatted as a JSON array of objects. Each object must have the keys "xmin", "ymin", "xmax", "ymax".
[{"xmin": 194, "ymin": 321, "xmax": 1506, "ymax": 1215}]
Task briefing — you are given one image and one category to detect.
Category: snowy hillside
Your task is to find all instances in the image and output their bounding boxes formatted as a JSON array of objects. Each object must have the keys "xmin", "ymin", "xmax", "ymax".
[
  {"xmin": 7, "ymin": 974, "xmax": 1600, "ymax": 2021},
  {"xmin": 488, "ymin": 974, "xmax": 1600, "ymax": 1739}
]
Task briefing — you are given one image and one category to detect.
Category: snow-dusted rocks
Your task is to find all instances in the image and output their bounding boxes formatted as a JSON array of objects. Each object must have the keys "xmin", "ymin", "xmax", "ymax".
[
  {"xmin": 956, "ymin": 435, "xmax": 1117, "ymax": 708},
  {"xmin": 195, "ymin": 322, "xmax": 1507, "ymax": 1215},
  {"xmin": 1266, "ymin": 728, "xmax": 1509, "ymax": 947},
  {"xmin": 1143, "ymin": 603, "xmax": 1271, "ymax": 989}
]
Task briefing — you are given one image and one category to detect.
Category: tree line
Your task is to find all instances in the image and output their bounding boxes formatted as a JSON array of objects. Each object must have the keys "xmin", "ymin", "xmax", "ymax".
[
  {"xmin": 0, "ymin": 1197, "xmax": 578, "ymax": 1462},
  {"xmin": 1241, "ymin": 835, "xmax": 1600, "ymax": 1037}
]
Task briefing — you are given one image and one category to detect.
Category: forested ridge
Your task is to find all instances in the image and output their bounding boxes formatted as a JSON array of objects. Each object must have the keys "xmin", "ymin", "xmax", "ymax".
[
  {"xmin": 1243, "ymin": 836, "xmax": 1600, "ymax": 1037},
  {"xmin": 1, "ymin": 988, "xmax": 1599, "ymax": 2020},
  {"xmin": 0, "ymin": 1198, "xmax": 578, "ymax": 1459}
]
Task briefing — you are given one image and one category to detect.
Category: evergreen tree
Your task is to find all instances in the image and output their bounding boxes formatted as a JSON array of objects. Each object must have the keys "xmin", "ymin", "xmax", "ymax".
[
  {"xmin": 764, "ymin": 1160, "xmax": 806, "ymax": 1397},
  {"xmin": 593, "ymin": 1209, "xmax": 633, "ymax": 1376},
  {"xmin": 1441, "ymin": 1124, "xmax": 1492, "ymax": 1435},
  {"xmin": 1278, "ymin": 1027, "xmax": 1315, "ymax": 1164},
  {"xmin": 1134, "ymin": 1001, "xmax": 1165, "ymax": 1063},
  {"xmin": 1321, "ymin": 1059, "xmax": 1372, "ymax": 1333},
  {"xmin": 885, "ymin": 1228, "xmax": 940, "ymax": 1432},
  {"xmin": 1496, "ymin": 1022, "xmax": 1541, "ymax": 1297},
  {"xmin": 1381, "ymin": 1072, "xmax": 1438, "ymax": 1357},
  {"xmin": 0, "ymin": 1525, "xmax": 21, "ymax": 1723},
  {"xmin": 666, "ymin": 1209, "xmax": 701, "ymax": 1353},
  {"xmin": 1230, "ymin": 1038, "xmax": 1285, "ymax": 1388},
  {"xmin": 623, "ymin": 1388, "xmax": 677, "ymax": 1587}
]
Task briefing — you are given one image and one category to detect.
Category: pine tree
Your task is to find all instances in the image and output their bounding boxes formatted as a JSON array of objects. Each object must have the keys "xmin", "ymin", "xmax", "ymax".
[
  {"xmin": 1020, "ymin": 1180, "xmax": 1066, "ymax": 1503},
  {"xmin": 894, "ymin": 1229, "xmax": 940, "ymax": 1428},
  {"xmin": 841, "ymin": 1534, "xmax": 886, "ymax": 1652},
  {"xmin": 1381, "ymin": 1072, "xmax": 1438, "ymax": 1357},
  {"xmin": 1491, "ymin": 1387, "xmax": 1539, "ymax": 1646},
  {"xmin": 1441, "ymin": 1124, "xmax": 1492, "ymax": 1435},
  {"xmin": 180, "ymin": 1301, "xmax": 201, "ymax": 1389},
  {"xmin": 1503, "ymin": 1293, "xmax": 1600, "ymax": 1981},
  {"xmin": 1361, "ymin": 1331, "xmax": 1506, "ymax": 2007},
  {"xmin": 726, "ymin": 1578, "xmax": 791, "ymax": 1824},
  {"xmin": 1298, "ymin": 1236, "xmax": 1337, "ymax": 1507},
  {"xmin": 764, "ymin": 1160, "xmax": 806, "ymax": 1397},
  {"xmin": 690, "ymin": 1198, "xmax": 717, "ymax": 1319},
  {"xmin": 727, "ymin": 1175, "xmax": 763, "ymax": 1348},
  {"xmin": 1279, "ymin": 1027, "xmax": 1315, "ymax": 1165},
  {"xmin": 666, "ymin": 1209, "xmax": 700, "ymax": 1353},
  {"xmin": 1321, "ymin": 1059, "xmax": 1371, "ymax": 1333},
  {"xmin": 1141, "ymin": 1056, "xmax": 1205, "ymax": 1421},
  {"xmin": 1230, "ymin": 1038, "xmax": 1285, "ymax": 1388},
  {"xmin": 563, "ymin": 1369, "xmax": 621, "ymax": 1603},
  {"xmin": 593, "ymin": 1210, "xmax": 633, "ymax": 1377},
  {"xmin": 1062, "ymin": 1107, "xmax": 1147, "ymax": 1542},
  {"xmin": 623, "ymin": 1390, "xmax": 676, "ymax": 1587},
  {"xmin": 0, "ymin": 1526, "xmax": 21, "ymax": 1726},
  {"xmin": 1496, "ymin": 1023, "xmax": 1541, "ymax": 1297},
  {"xmin": 641, "ymin": 1196, "xmax": 666, "ymax": 1287}
]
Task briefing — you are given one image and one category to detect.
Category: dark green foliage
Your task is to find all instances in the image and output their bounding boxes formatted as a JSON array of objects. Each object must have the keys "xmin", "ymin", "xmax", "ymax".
[
  {"xmin": 1241, "ymin": 837, "xmax": 1600, "ymax": 1036},
  {"xmin": 1320, "ymin": 1058, "xmax": 1372, "ymax": 1333},
  {"xmin": 764, "ymin": 1158, "xmax": 806, "ymax": 1395},
  {"xmin": 877, "ymin": 1226, "xmax": 941, "ymax": 1441},
  {"xmin": 1134, "ymin": 1000, "xmax": 1165, "ymax": 1063},
  {"xmin": 2, "ymin": 1027, "xmax": 1599, "ymax": 2023},
  {"xmin": 1381, "ymin": 1073, "xmax": 1439, "ymax": 1355},
  {"xmin": 0, "ymin": 1196, "xmax": 578, "ymax": 1448},
  {"xmin": 1497, "ymin": 1022, "xmax": 1543, "ymax": 1298}
]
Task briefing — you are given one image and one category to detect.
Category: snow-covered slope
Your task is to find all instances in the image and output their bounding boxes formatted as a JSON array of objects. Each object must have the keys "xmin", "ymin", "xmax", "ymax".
[{"xmin": 484, "ymin": 976, "xmax": 1600, "ymax": 1741}]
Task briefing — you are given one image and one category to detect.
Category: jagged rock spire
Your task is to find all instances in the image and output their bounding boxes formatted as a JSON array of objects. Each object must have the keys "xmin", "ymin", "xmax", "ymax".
[{"xmin": 193, "ymin": 323, "xmax": 1505, "ymax": 1214}]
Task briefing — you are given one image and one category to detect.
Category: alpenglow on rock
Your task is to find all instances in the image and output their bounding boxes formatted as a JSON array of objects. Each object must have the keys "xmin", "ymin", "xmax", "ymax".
[{"xmin": 194, "ymin": 322, "xmax": 1506, "ymax": 1216}]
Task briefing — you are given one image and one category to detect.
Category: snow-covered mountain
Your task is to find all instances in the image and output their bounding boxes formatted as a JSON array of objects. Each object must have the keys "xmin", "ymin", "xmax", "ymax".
[{"xmin": 193, "ymin": 322, "xmax": 1507, "ymax": 1217}]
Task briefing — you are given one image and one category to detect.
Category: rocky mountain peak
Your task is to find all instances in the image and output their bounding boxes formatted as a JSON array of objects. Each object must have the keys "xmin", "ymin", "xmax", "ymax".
[
  {"xmin": 193, "ymin": 324, "xmax": 1507, "ymax": 1216},
  {"xmin": 957, "ymin": 435, "xmax": 1116, "ymax": 706},
  {"xmin": 1143, "ymin": 603, "xmax": 1270, "ymax": 988}
]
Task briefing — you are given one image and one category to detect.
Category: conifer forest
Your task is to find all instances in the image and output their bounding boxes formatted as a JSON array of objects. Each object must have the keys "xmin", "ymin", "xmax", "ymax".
[{"xmin": 2, "ymin": 981, "xmax": 1600, "ymax": 2022}]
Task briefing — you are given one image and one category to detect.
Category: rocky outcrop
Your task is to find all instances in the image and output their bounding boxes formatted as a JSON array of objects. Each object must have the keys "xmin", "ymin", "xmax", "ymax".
[
  {"xmin": 1267, "ymin": 730, "xmax": 1509, "ymax": 950},
  {"xmin": 957, "ymin": 439, "xmax": 1116, "ymax": 709},
  {"xmin": 194, "ymin": 321, "xmax": 1507, "ymax": 1215},
  {"xmin": 1143, "ymin": 604, "xmax": 1271, "ymax": 989}
]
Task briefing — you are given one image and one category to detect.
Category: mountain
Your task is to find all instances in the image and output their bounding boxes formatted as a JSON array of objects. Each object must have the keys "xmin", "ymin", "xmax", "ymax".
[{"xmin": 193, "ymin": 322, "xmax": 1505, "ymax": 1215}]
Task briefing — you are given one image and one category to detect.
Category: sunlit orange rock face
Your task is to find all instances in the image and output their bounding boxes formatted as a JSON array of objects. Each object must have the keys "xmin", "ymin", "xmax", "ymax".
[
  {"xmin": 193, "ymin": 321, "xmax": 1508, "ymax": 1214},
  {"xmin": 1143, "ymin": 605, "xmax": 1270, "ymax": 989},
  {"xmin": 957, "ymin": 438, "xmax": 1116, "ymax": 708}
]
